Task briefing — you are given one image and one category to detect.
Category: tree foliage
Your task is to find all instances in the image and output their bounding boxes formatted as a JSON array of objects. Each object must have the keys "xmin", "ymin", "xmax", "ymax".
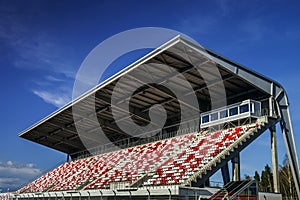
[
  {"xmin": 254, "ymin": 156, "xmax": 299, "ymax": 199},
  {"xmin": 260, "ymin": 164, "xmax": 274, "ymax": 192},
  {"xmin": 254, "ymin": 171, "xmax": 261, "ymax": 190},
  {"xmin": 279, "ymin": 155, "xmax": 299, "ymax": 199},
  {"xmin": 244, "ymin": 174, "xmax": 251, "ymax": 181}
]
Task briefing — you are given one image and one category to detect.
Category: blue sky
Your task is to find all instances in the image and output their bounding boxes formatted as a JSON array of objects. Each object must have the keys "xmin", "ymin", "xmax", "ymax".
[{"xmin": 0, "ymin": 0, "xmax": 300, "ymax": 191}]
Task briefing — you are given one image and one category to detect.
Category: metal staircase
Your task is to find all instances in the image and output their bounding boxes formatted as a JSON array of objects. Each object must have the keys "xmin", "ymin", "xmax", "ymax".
[{"xmin": 209, "ymin": 180, "xmax": 258, "ymax": 200}]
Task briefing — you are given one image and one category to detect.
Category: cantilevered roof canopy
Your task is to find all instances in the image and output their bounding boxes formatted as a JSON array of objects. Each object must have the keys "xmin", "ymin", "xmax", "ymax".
[
  {"xmin": 19, "ymin": 36, "xmax": 272, "ymax": 154},
  {"xmin": 19, "ymin": 36, "xmax": 300, "ymax": 196}
]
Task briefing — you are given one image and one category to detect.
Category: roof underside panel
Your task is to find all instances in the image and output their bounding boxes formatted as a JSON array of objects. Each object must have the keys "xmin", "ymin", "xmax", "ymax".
[{"xmin": 20, "ymin": 37, "xmax": 271, "ymax": 155}]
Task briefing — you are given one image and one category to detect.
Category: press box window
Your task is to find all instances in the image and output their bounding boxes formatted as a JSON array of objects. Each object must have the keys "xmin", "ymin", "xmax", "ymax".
[
  {"xmin": 240, "ymin": 104, "xmax": 249, "ymax": 114},
  {"xmin": 220, "ymin": 110, "xmax": 228, "ymax": 119},
  {"xmin": 210, "ymin": 113, "xmax": 218, "ymax": 121},
  {"xmin": 202, "ymin": 115, "xmax": 209, "ymax": 123},
  {"xmin": 229, "ymin": 107, "xmax": 238, "ymax": 116}
]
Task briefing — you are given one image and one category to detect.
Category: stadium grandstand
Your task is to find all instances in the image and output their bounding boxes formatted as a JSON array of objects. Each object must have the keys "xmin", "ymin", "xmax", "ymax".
[{"xmin": 1, "ymin": 35, "xmax": 299, "ymax": 199}]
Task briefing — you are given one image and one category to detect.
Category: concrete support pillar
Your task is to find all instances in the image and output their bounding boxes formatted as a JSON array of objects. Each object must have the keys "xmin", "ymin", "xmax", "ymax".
[
  {"xmin": 232, "ymin": 154, "xmax": 240, "ymax": 181},
  {"xmin": 270, "ymin": 126, "xmax": 280, "ymax": 193}
]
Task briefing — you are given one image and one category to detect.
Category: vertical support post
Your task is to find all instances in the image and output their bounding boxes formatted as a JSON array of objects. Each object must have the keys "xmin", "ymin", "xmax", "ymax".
[
  {"xmin": 99, "ymin": 190, "xmax": 103, "ymax": 200},
  {"xmin": 232, "ymin": 154, "xmax": 240, "ymax": 181},
  {"xmin": 87, "ymin": 191, "xmax": 90, "ymax": 200},
  {"xmin": 147, "ymin": 189, "xmax": 151, "ymax": 200},
  {"xmin": 205, "ymin": 178, "xmax": 210, "ymax": 187},
  {"xmin": 112, "ymin": 190, "xmax": 116, "ymax": 200},
  {"xmin": 129, "ymin": 191, "xmax": 132, "ymax": 200},
  {"xmin": 270, "ymin": 126, "xmax": 280, "ymax": 193},
  {"xmin": 168, "ymin": 188, "xmax": 172, "ymax": 200},
  {"xmin": 221, "ymin": 163, "xmax": 230, "ymax": 185},
  {"xmin": 269, "ymin": 97, "xmax": 274, "ymax": 117}
]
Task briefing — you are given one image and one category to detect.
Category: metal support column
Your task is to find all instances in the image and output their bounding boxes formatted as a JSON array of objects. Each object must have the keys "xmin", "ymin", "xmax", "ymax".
[
  {"xmin": 270, "ymin": 125, "xmax": 280, "ymax": 193},
  {"xmin": 147, "ymin": 189, "xmax": 151, "ymax": 200},
  {"xmin": 221, "ymin": 162, "xmax": 230, "ymax": 185},
  {"xmin": 112, "ymin": 190, "xmax": 116, "ymax": 200},
  {"xmin": 232, "ymin": 154, "xmax": 240, "ymax": 181},
  {"xmin": 168, "ymin": 188, "xmax": 172, "ymax": 200},
  {"xmin": 205, "ymin": 178, "xmax": 210, "ymax": 187},
  {"xmin": 99, "ymin": 190, "xmax": 103, "ymax": 200}
]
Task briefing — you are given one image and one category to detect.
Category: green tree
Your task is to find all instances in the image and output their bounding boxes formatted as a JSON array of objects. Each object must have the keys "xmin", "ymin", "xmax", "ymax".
[
  {"xmin": 261, "ymin": 164, "xmax": 273, "ymax": 192},
  {"xmin": 254, "ymin": 171, "xmax": 261, "ymax": 190},
  {"xmin": 279, "ymin": 155, "xmax": 299, "ymax": 199},
  {"xmin": 244, "ymin": 174, "xmax": 251, "ymax": 181}
]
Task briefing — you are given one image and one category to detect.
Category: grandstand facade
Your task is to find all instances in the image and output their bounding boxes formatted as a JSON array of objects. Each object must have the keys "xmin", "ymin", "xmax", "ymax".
[{"xmin": 2, "ymin": 36, "xmax": 299, "ymax": 199}]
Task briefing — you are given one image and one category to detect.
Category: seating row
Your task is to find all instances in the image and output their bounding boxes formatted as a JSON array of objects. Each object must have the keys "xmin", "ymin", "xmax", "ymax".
[{"xmin": 18, "ymin": 123, "xmax": 259, "ymax": 192}]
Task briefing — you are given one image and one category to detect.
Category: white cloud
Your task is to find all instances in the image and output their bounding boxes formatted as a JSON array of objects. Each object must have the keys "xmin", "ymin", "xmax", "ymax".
[
  {"xmin": 33, "ymin": 90, "xmax": 71, "ymax": 107},
  {"xmin": 0, "ymin": 178, "xmax": 20, "ymax": 185},
  {"xmin": 6, "ymin": 161, "xmax": 13, "ymax": 166},
  {"xmin": 0, "ymin": 166, "xmax": 41, "ymax": 178},
  {"xmin": 45, "ymin": 75, "xmax": 65, "ymax": 82},
  {"xmin": 26, "ymin": 163, "xmax": 35, "ymax": 168},
  {"xmin": 0, "ymin": 161, "xmax": 43, "ymax": 191}
]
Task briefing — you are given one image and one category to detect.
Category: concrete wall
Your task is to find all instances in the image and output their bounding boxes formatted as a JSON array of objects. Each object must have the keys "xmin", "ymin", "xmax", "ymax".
[{"xmin": 259, "ymin": 192, "xmax": 282, "ymax": 200}]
